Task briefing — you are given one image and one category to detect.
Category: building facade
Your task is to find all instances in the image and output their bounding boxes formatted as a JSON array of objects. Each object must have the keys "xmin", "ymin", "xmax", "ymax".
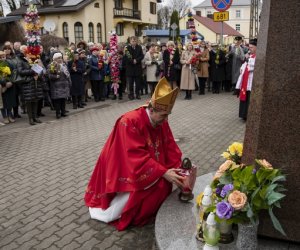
[
  {"xmin": 9, "ymin": 0, "xmax": 161, "ymax": 44},
  {"xmin": 194, "ymin": 0, "xmax": 262, "ymax": 40},
  {"xmin": 179, "ymin": 14, "xmax": 243, "ymax": 45}
]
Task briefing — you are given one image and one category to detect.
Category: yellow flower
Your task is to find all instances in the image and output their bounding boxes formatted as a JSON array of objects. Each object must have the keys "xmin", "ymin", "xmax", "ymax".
[
  {"xmin": 3, "ymin": 66, "xmax": 11, "ymax": 76},
  {"xmin": 228, "ymin": 142, "xmax": 243, "ymax": 156},
  {"xmin": 228, "ymin": 190, "xmax": 247, "ymax": 210},
  {"xmin": 196, "ymin": 192, "xmax": 204, "ymax": 206},
  {"xmin": 0, "ymin": 66, "xmax": 11, "ymax": 77},
  {"xmin": 257, "ymin": 159, "xmax": 273, "ymax": 169},
  {"xmin": 221, "ymin": 151, "xmax": 231, "ymax": 160}
]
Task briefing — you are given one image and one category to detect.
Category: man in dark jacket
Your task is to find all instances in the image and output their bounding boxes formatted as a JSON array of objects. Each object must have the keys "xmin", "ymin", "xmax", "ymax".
[
  {"xmin": 124, "ymin": 36, "xmax": 144, "ymax": 100},
  {"xmin": 89, "ymin": 47, "xmax": 105, "ymax": 102},
  {"xmin": 68, "ymin": 51, "xmax": 85, "ymax": 109}
]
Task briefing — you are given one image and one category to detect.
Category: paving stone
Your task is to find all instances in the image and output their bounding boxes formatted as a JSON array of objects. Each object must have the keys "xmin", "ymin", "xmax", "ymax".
[
  {"xmin": 55, "ymin": 222, "xmax": 80, "ymax": 238},
  {"xmin": 16, "ymin": 228, "xmax": 41, "ymax": 245},
  {"xmin": 35, "ymin": 225, "xmax": 60, "ymax": 241},
  {"xmin": 33, "ymin": 234, "xmax": 60, "ymax": 249},
  {"xmin": 54, "ymin": 231, "xmax": 80, "ymax": 248},
  {"xmin": 61, "ymin": 241, "xmax": 81, "ymax": 250}
]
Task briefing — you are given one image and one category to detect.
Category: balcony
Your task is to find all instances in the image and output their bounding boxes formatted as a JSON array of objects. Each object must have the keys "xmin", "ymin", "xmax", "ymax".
[{"xmin": 113, "ymin": 8, "xmax": 141, "ymax": 20}]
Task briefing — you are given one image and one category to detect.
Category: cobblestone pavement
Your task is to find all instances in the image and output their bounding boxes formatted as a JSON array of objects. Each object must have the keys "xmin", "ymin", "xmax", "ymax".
[{"xmin": 0, "ymin": 91, "xmax": 245, "ymax": 250}]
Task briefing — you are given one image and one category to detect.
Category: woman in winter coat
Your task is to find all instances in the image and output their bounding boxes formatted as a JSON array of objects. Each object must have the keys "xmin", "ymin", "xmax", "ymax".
[
  {"xmin": 180, "ymin": 42, "xmax": 197, "ymax": 100},
  {"xmin": 0, "ymin": 50, "xmax": 16, "ymax": 124},
  {"xmin": 47, "ymin": 52, "xmax": 71, "ymax": 119},
  {"xmin": 163, "ymin": 41, "xmax": 180, "ymax": 89},
  {"xmin": 144, "ymin": 43, "xmax": 163, "ymax": 95},
  {"xmin": 196, "ymin": 40, "xmax": 210, "ymax": 95},
  {"xmin": 3, "ymin": 45, "xmax": 21, "ymax": 118},
  {"xmin": 17, "ymin": 52, "xmax": 44, "ymax": 125}
]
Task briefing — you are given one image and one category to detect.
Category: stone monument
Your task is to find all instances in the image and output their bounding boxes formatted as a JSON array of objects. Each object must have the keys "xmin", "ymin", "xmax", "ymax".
[{"xmin": 242, "ymin": 0, "xmax": 300, "ymax": 242}]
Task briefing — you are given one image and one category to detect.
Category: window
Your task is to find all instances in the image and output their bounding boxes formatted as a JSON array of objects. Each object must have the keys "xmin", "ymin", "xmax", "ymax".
[
  {"xmin": 74, "ymin": 22, "xmax": 83, "ymax": 43},
  {"xmin": 116, "ymin": 22, "xmax": 124, "ymax": 36},
  {"xmin": 135, "ymin": 25, "xmax": 142, "ymax": 37},
  {"xmin": 150, "ymin": 2, "xmax": 156, "ymax": 14},
  {"xmin": 62, "ymin": 22, "xmax": 69, "ymax": 42},
  {"xmin": 94, "ymin": 3, "xmax": 99, "ymax": 8},
  {"xmin": 236, "ymin": 10, "xmax": 241, "ymax": 18},
  {"xmin": 97, "ymin": 23, "xmax": 102, "ymax": 43},
  {"xmin": 114, "ymin": 0, "xmax": 122, "ymax": 9},
  {"xmin": 133, "ymin": 0, "xmax": 138, "ymax": 10},
  {"xmin": 88, "ymin": 23, "xmax": 94, "ymax": 42},
  {"xmin": 207, "ymin": 10, "xmax": 212, "ymax": 15},
  {"xmin": 236, "ymin": 24, "xmax": 240, "ymax": 31}
]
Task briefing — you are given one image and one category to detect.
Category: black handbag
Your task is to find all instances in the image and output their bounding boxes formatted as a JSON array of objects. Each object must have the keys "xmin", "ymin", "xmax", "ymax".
[{"xmin": 10, "ymin": 69, "xmax": 25, "ymax": 84}]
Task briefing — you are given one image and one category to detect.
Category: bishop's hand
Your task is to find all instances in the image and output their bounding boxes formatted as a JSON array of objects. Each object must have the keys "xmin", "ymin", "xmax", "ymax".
[{"xmin": 163, "ymin": 169, "xmax": 185, "ymax": 188}]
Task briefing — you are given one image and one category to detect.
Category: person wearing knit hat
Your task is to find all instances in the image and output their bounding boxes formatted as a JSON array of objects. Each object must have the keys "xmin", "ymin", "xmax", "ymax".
[
  {"xmin": 85, "ymin": 77, "xmax": 183, "ymax": 231},
  {"xmin": 235, "ymin": 38, "xmax": 257, "ymax": 121},
  {"xmin": 52, "ymin": 52, "xmax": 62, "ymax": 60},
  {"xmin": 47, "ymin": 50, "xmax": 71, "ymax": 119}
]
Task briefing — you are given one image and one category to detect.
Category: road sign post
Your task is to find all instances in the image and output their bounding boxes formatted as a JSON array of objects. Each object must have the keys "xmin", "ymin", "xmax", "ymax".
[
  {"xmin": 211, "ymin": 0, "xmax": 232, "ymax": 47},
  {"xmin": 170, "ymin": 23, "xmax": 178, "ymax": 42}
]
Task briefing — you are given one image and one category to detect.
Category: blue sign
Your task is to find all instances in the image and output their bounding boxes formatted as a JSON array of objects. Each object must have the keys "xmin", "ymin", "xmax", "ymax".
[{"xmin": 211, "ymin": 0, "xmax": 232, "ymax": 12}]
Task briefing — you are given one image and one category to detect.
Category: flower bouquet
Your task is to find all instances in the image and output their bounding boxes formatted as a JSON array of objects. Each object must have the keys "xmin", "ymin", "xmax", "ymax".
[
  {"xmin": 189, "ymin": 53, "xmax": 201, "ymax": 74},
  {"xmin": 0, "ymin": 61, "xmax": 12, "ymax": 81},
  {"xmin": 208, "ymin": 142, "xmax": 287, "ymax": 236}
]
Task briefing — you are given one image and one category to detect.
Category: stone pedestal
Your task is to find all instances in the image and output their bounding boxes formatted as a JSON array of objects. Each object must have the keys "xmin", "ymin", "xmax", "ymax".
[{"xmin": 242, "ymin": 0, "xmax": 300, "ymax": 242}]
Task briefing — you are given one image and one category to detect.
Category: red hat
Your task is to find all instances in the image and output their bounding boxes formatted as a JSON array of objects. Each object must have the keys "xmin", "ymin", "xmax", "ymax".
[{"xmin": 90, "ymin": 46, "xmax": 99, "ymax": 52}]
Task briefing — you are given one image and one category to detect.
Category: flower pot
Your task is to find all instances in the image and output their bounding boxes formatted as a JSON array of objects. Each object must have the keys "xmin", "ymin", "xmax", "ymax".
[
  {"xmin": 218, "ymin": 221, "xmax": 234, "ymax": 244},
  {"xmin": 236, "ymin": 222, "xmax": 258, "ymax": 250}
]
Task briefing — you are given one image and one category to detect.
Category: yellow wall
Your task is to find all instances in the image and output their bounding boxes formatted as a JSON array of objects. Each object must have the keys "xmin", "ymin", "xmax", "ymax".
[{"xmin": 30, "ymin": 0, "xmax": 158, "ymax": 45}]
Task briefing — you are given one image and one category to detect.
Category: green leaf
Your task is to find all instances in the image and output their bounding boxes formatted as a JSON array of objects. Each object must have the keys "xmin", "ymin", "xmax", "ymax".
[
  {"xmin": 246, "ymin": 203, "xmax": 254, "ymax": 218},
  {"xmin": 251, "ymin": 186, "xmax": 261, "ymax": 200},
  {"xmin": 242, "ymin": 166, "xmax": 254, "ymax": 184},
  {"xmin": 267, "ymin": 192, "xmax": 286, "ymax": 205},
  {"xmin": 276, "ymin": 187, "xmax": 287, "ymax": 192},
  {"xmin": 256, "ymin": 168, "xmax": 274, "ymax": 184},
  {"xmin": 271, "ymin": 175, "xmax": 286, "ymax": 184},
  {"xmin": 273, "ymin": 201, "xmax": 281, "ymax": 208},
  {"xmin": 265, "ymin": 184, "xmax": 278, "ymax": 198},
  {"xmin": 268, "ymin": 207, "xmax": 286, "ymax": 236},
  {"xmin": 219, "ymin": 173, "xmax": 232, "ymax": 184}
]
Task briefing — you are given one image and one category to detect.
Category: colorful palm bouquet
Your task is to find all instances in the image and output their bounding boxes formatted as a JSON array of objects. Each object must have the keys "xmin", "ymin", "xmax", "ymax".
[{"xmin": 208, "ymin": 142, "xmax": 287, "ymax": 235}]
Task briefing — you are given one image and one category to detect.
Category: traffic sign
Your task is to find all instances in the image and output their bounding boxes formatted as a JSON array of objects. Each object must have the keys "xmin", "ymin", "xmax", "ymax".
[
  {"xmin": 213, "ymin": 11, "xmax": 229, "ymax": 22},
  {"xmin": 211, "ymin": 0, "xmax": 232, "ymax": 12},
  {"xmin": 170, "ymin": 23, "xmax": 178, "ymax": 30}
]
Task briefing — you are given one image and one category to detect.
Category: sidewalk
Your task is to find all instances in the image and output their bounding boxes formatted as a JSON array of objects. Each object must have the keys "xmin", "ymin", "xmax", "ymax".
[{"xmin": 0, "ymin": 91, "xmax": 246, "ymax": 249}]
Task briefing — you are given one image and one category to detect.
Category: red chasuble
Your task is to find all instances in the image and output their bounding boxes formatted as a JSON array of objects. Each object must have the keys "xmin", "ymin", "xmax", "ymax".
[{"xmin": 85, "ymin": 107, "xmax": 182, "ymax": 230}]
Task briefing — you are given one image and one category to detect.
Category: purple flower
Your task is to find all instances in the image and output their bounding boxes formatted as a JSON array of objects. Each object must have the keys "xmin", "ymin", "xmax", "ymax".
[
  {"xmin": 216, "ymin": 187, "xmax": 222, "ymax": 195},
  {"xmin": 220, "ymin": 184, "xmax": 234, "ymax": 198},
  {"xmin": 216, "ymin": 201, "xmax": 234, "ymax": 219},
  {"xmin": 252, "ymin": 168, "xmax": 257, "ymax": 174}
]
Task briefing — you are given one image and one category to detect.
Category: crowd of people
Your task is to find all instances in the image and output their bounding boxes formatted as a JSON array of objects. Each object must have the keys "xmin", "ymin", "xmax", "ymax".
[{"xmin": 0, "ymin": 35, "xmax": 256, "ymax": 126}]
